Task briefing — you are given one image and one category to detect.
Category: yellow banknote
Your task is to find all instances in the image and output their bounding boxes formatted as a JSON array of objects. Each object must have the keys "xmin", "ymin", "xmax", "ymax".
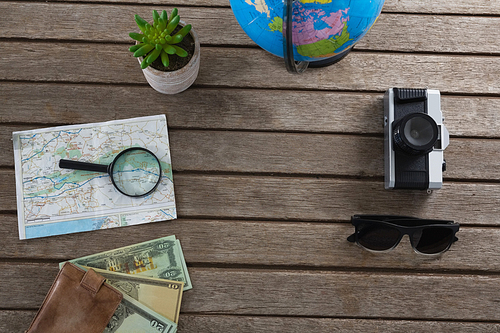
[{"xmin": 87, "ymin": 266, "xmax": 183, "ymax": 324}]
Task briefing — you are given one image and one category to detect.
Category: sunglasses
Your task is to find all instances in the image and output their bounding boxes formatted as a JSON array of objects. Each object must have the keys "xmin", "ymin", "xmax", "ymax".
[{"xmin": 347, "ymin": 215, "xmax": 459, "ymax": 255}]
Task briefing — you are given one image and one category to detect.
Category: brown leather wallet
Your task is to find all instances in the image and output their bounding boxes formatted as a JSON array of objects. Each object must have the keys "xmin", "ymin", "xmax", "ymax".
[{"xmin": 26, "ymin": 262, "xmax": 123, "ymax": 333}]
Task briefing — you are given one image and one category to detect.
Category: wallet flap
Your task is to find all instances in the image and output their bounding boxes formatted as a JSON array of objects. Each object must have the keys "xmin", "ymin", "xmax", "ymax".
[
  {"xmin": 26, "ymin": 263, "xmax": 123, "ymax": 333},
  {"xmin": 81, "ymin": 268, "xmax": 105, "ymax": 296}
]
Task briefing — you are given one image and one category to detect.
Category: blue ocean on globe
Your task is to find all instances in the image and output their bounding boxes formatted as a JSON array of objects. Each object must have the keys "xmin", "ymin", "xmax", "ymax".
[{"xmin": 230, "ymin": 0, "xmax": 385, "ymax": 62}]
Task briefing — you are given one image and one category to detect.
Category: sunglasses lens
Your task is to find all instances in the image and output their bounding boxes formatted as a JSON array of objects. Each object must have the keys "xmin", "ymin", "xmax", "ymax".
[
  {"xmin": 413, "ymin": 227, "xmax": 454, "ymax": 254},
  {"xmin": 357, "ymin": 222, "xmax": 401, "ymax": 251}
]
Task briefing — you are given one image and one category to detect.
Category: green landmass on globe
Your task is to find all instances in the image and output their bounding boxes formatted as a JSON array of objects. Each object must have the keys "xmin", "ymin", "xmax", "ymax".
[
  {"xmin": 268, "ymin": 17, "xmax": 351, "ymax": 58},
  {"xmin": 230, "ymin": 0, "xmax": 384, "ymax": 62},
  {"xmin": 297, "ymin": 23, "xmax": 350, "ymax": 57}
]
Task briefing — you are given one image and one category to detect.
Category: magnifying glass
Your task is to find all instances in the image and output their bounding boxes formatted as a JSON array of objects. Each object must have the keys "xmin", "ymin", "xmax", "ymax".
[{"xmin": 59, "ymin": 147, "xmax": 162, "ymax": 197}]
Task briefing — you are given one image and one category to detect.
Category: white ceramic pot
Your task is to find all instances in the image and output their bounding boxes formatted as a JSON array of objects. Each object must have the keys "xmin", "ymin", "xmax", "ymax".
[{"xmin": 139, "ymin": 24, "xmax": 200, "ymax": 94}]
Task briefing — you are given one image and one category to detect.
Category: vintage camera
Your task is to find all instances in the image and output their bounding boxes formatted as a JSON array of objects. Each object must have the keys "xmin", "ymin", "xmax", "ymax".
[{"xmin": 384, "ymin": 88, "xmax": 449, "ymax": 190}]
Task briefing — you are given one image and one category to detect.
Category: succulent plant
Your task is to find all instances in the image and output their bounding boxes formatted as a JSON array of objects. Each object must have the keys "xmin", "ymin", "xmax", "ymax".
[{"xmin": 129, "ymin": 9, "xmax": 192, "ymax": 69}]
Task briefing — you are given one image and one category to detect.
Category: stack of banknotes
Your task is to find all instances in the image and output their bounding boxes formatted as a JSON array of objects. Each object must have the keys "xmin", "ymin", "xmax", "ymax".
[{"xmin": 60, "ymin": 235, "xmax": 191, "ymax": 333}]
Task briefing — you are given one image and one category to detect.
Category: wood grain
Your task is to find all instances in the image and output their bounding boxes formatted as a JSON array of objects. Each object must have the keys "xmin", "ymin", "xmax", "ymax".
[
  {"xmin": 1, "ymin": 0, "xmax": 496, "ymax": 16},
  {"xmin": 177, "ymin": 315, "xmax": 500, "ymax": 333},
  {"xmin": 358, "ymin": 14, "xmax": 500, "ymax": 54},
  {"xmin": 0, "ymin": 216, "xmax": 499, "ymax": 272},
  {"xmin": 2, "ymin": 263, "xmax": 500, "ymax": 321},
  {"xmin": 168, "ymin": 132, "xmax": 498, "ymax": 181},
  {"xmin": 1, "ymin": 0, "xmax": 499, "ymax": 331},
  {"xmin": 0, "ymin": 0, "xmax": 227, "ymax": 4},
  {"xmin": 172, "ymin": 175, "xmax": 500, "ymax": 225},
  {"xmin": 2, "ymin": 3, "xmax": 499, "ymax": 54},
  {"xmin": 383, "ymin": 0, "xmax": 500, "ymax": 15},
  {"xmin": 1, "ymin": 83, "xmax": 499, "ymax": 138},
  {"xmin": 3, "ymin": 311, "xmax": 500, "ymax": 333},
  {"xmin": 2, "ymin": 44, "xmax": 499, "ymax": 95},
  {"xmin": 2, "ymin": 171, "xmax": 499, "ymax": 224},
  {"xmin": 1, "ymin": 4, "xmax": 248, "ymax": 45},
  {"xmin": 3, "ymin": 128, "xmax": 500, "ymax": 180}
]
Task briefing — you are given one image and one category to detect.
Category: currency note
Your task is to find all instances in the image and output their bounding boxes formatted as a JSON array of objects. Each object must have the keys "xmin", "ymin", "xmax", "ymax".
[
  {"xmin": 105, "ymin": 293, "xmax": 177, "ymax": 333},
  {"xmin": 89, "ymin": 267, "xmax": 183, "ymax": 324},
  {"xmin": 64, "ymin": 235, "xmax": 192, "ymax": 290},
  {"xmin": 174, "ymin": 239, "xmax": 192, "ymax": 291}
]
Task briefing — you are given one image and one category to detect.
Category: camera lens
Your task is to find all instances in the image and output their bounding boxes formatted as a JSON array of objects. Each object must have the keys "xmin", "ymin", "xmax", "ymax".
[{"xmin": 393, "ymin": 113, "xmax": 438, "ymax": 155}]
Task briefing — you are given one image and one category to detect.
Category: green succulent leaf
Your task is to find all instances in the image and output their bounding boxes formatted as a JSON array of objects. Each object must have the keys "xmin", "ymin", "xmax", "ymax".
[
  {"xmin": 129, "ymin": 43, "xmax": 145, "ymax": 52},
  {"xmin": 158, "ymin": 17, "xmax": 166, "ymax": 31},
  {"xmin": 176, "ymin": 24, "xmax": 192, "ymax": 38},
  {"xmin": 153, "ymin": 10, "xmax": 160, "ymax": 25},
  {"xmin": 145, "ymin": 48, "xmax": 161, "ymax": 66},
  {"xmin": 172, "ymin": 45, "xmax": 188, "ymax": 57},
  {"xmin": 162, "ymin": 44, "xmax": 176, "ymax": 55},
  {"xmin": 133, "ymin": 44, "xmax": 154, "ymax": 57},
  {"xmin": 131, "ymin": 9, "xmax": 192, "ymax": 68},
  {"xmin": 140, "ymin": 58, "xmax": 149, "ymax": 69},
  {"xmin": 169, "ymin": 8, "xmax": 178, "ymax": 23},
  {"xmin": 166, "ymin": 15, "xmax": 180, "ymax": 34},
  {"xmin": 161, "ymin": 10, "xmax": 168, "ymax": 22},
  {"xmin": 129, "ymin": 32, "xmax": 145, "ymax": 42},
  {"xmin": 135, "ymin": 15, "xmax": 148, "ymax": 32},
  {"xmin": 172, "ymin": 34, "xmax": 184, "ymax": 44},
  {"xmin": 166, "ymin": 34, "xmax": 183, "ymax": 45},
  {"xmin": 161, "ymin": 51, "xmax": 170, "ymax": 67}
]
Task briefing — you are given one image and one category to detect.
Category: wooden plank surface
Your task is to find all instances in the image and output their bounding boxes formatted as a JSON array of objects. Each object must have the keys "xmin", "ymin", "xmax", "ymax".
[
  {"xmin": 2, "ymin": 44, "xmax": 499, "ymax": 95},
  {"xmin": 2, "ymin": 128, "xmax": 500, "ymax": 180},
  {"xmin": 1, "ymin": 216, "xmax": 500, "ymax": 272},
  {"xmin": 1, "ymin": 83, "xmax": 499, "ymax": 138},
  {"xmin": 2, "ymin": 0, "xmax": 500, "ymax": 331},
  {"xmin": 382, "ymin": 0, "xmax": 500, "ymax": 15},
  {"xmin": 0, "ymin": 0, "xmax": 497, "ymax": 15},
  {"xmin": 2, "ymin": 311, "xmax": 500, "ymax": 333},
  {"xmin": 2, "ymin": 263, "xmax": 500, "ymax": 321},
  {"xmin": 1, "ymin": 171, "xmax": 499, "ymax": 224},
  {"xmin": 2, "ymin": 2, "xmax": 499, "ymax": 54},
  {"xmin": 178, "ymin": 316, "xmax": 500, "ymax": 333}
]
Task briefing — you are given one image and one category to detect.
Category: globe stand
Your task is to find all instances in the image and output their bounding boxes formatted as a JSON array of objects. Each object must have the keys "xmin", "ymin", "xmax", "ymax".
[
  {"xmin": 308, "ymin": 47, "xmax": 353, "ymax": 68},
  {"xmin": 283, "ymin": 0, "xmax": 308, "ymax": 74},
  {"xmin": 283, "ymin": 0, "xmax": 352, "ymax": 74}
]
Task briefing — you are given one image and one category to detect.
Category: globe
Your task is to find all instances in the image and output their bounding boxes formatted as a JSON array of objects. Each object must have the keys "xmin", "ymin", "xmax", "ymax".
[{"xmin": 230, "ymin": 0, "xmax": 385, "ymax": 72}]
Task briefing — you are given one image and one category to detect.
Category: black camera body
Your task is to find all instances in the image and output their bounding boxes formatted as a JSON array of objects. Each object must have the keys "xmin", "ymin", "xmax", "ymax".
[{"xmin": 384, "ymin": 88, "xmax": 449, "ymax": 190}]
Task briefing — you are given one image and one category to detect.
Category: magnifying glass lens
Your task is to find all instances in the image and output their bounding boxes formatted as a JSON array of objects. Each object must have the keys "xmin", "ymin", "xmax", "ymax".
[{"xmin": 111, "ymin": 149, "xmax": 162, "ymax": 196}]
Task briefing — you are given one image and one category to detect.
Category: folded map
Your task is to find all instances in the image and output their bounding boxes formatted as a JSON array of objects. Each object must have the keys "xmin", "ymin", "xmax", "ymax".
[{"xmin": 12, "ymin": 115, "xmax": 176, "ymax": 239}]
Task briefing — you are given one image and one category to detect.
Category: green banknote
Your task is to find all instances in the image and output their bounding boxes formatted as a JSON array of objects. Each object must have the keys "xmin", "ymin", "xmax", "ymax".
[
  {"xmin": 89, "ymin": 267, "xmax": 184, "ymax": 324},
  {"xmin": 105, "ymin": 293, "xmax": 177, "ymax": 333},
  {"xmin": 63, "ymin": 235, "xmax": 192, "ymax": 290}
]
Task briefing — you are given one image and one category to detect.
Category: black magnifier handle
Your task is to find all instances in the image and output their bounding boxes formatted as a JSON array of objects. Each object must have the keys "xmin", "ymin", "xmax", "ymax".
[{"xmin": 59, "ymin": 159, "xmax": 109, "ymax": 173}]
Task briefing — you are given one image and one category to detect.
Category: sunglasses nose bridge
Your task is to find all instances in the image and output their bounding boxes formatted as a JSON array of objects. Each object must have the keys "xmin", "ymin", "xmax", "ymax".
[
  {"xmin": 406, "ymin": 228, "xmax": 423, "ymax": 248},
  {"xmin": 397, "ymin": 233, "xmax": 414, "ymax": 250}
]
